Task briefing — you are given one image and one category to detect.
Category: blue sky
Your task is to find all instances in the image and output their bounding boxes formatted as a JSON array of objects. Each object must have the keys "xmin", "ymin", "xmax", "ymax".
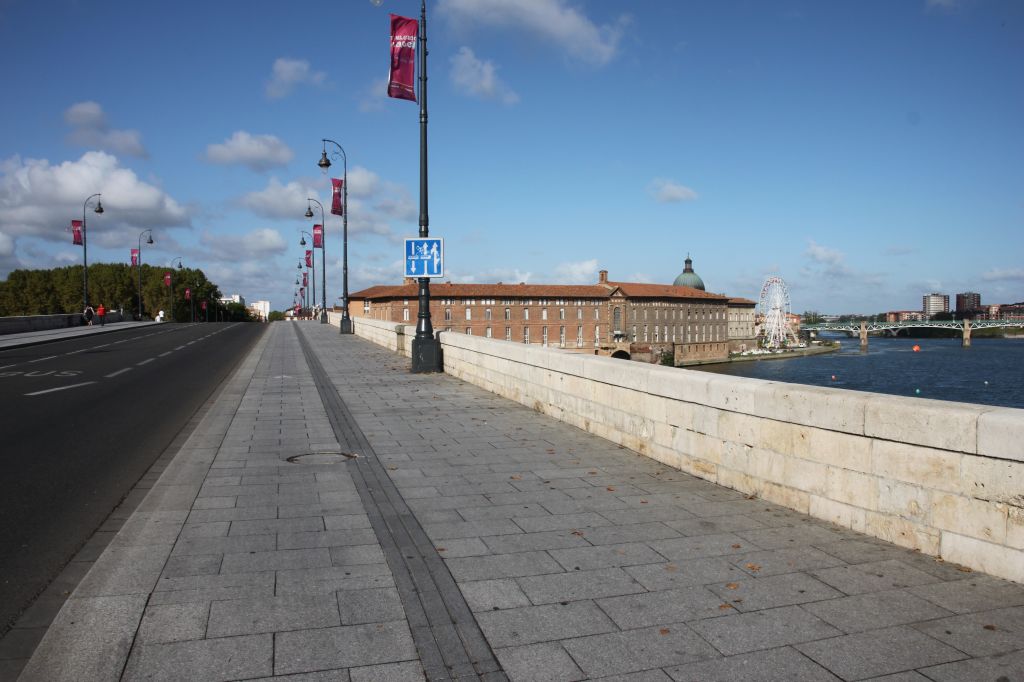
[{"xmin": 1, "ymin": 0, "xmax": 1021, "ymax": 314}]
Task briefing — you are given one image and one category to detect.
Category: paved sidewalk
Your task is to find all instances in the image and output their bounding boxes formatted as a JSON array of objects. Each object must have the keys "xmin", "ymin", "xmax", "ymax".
[
  {"xmin": 17, "ymin": 322, "xmax": 1024, "ymax": 681},
  {"xmin": 0, "ymin": 320, "xmax": 161, "ymax": 350}
]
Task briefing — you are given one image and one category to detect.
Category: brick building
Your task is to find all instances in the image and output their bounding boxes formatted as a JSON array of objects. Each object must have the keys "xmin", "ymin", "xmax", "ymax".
[{"xmin": 349, "ymin": 269, "xmax": 736, "ymax": 364}]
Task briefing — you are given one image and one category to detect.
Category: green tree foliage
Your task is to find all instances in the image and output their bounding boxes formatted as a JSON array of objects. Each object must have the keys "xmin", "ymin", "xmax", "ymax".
[
  {"xmin": 0, "ymin": 263, "xmax": 225, "ymax": 320},
  {"xmin": 268, "ymin": 310, "xmax": 286, "ymax": 322}
]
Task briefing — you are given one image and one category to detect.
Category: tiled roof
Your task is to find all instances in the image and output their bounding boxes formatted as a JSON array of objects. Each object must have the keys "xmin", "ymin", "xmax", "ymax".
[
  {"xmin": 350, "ymin": 280, "xmax": 732, "ymax": 302},
  {"xmin": 728, "ymin": 297, "xmax": 757, "ymax": 306}
]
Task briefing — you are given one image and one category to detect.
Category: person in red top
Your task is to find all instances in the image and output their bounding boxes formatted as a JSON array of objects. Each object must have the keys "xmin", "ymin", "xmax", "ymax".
[{"xmin": 96, "ymin": 303, "xmax": 106, "ymax": 326}]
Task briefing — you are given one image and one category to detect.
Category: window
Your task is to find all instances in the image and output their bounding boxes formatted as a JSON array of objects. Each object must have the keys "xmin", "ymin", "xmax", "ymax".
[
  {"xmin": 577, "ymin": 308, "xmax": 583, "ymax": 320},
  {"xmin": 363, "ymin": 301, "xmax": 370, "ymax": 314},
  {"xmin": 542, "ymin": 326, "xmax": 549, "ymax": 346},
  {"xmin": 505, "ymin": 326, "xmax": 511, "ymax": 341},
  {"xmin": 444, "ymin": 307, "xmax": 451, "ymax": 321},
  {"xmin": 504, "ymin": 308, "xmax": 511, "ymax": 320},
  {"xmin": 559, "ymin": 308, "xmax": 565, "ymax": 320},
  {"xmin": 466, "ymin": 327, "xmax": 472, "ymax": 336},
  {"xmin": 632, "ymin": 326, "xmax": 637, "ymax": 341},
  {"xmin": 613, "ymin": 307, "xmax": 621, "ymax": 331},
  {"xmin": 485, "ymin": 327, "xmax": 492, "ymax": 338},
  {"xmin": 595, "ymin": 325, "xmax": 601, "ymax": 344},
  {"xmin": 485, "ymin": 308, "xmax": 492, "ymax": 320},
  {"xmin": 403, "ymin": 308, "xmax": 410, "ymax": 321},
  {"xmin": 542, "ymin": 308, "xmax": 548, "ymax": 321},
  {"xmin": 524, "ymin": 308, "xmax": 530, "ymax": 320},
  {"xmin": 559, "ymin": 326, "xmax": 565, "ymax": 347},
  {"xmin": 465, "ymin": 307, "xmax": 472, "ymax": 321},
  {"xmin": 644, "ymin": 325, "xmax": 649, "ymax": 342},
  {"xmin": 654, "ymin": 326, "xmax": 659, "ymax": 342},
  {"xmin": 595, "ymin": 307, "xmax": 600, "ymax": 320},
  {"xmin": 524, "ymin": 327, "xmax": 530, "ymax": 344},
  {"xmin": 576, "ymin": 325, "xmax": 583, "ymax": 347}
]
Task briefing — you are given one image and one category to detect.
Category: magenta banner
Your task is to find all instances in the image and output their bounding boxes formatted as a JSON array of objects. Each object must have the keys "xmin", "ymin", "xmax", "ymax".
[
  {"xmin": 185, "ymin": 287, "xmax": 191, "ymax": 301},
  {"xmin": 71, "ymin": 220, "xmax": 83, "ymax": 246},
  {"xmin": 201, "ymin": 301, "xmax": 207, "ymax": 311},
  {"xmin": 131, "ymin": 248, "xmax": 139, "ymax": 266},
  {"xmin": 302, "ymin": 272, "xmax": 308, "ymax": 287},
  {"xmin": 305, "ymin": 249, "xmax": 313, "ymax": 268},
  {"xmin": 331, "ymin": 178, "xmax": 344, "ymax": 216},
  {"xmin": 388, "ymin": 14, "xmax": 418, "ymax": 102},
  {"xmin": 313, "ymin": 224, "xmax": 323, "ymax": 249},
  {"xmin": 164, "ymin": 272, "xmax": 171, "ymax": 287}
]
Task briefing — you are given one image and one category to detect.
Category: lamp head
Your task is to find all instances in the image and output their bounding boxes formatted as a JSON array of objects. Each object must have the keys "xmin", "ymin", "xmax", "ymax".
[
  {"xmin": 300, "ymin": 236, "xmax": 307, "ymax": 246},
  {"xmin": 93, "ymin": 199, "xmax": 104, "ymax": 214},
  {"xmin": 318, "ymin": 151, "xmax": 331, "ymax": 170},
  {"xmin": 177, "ymin": 262, "xmax": 183, "ymax": 270},
  {"xmin": 146, "ymin": 234, "xmax": 154, "ymax": 245},
  {"xmin": 304, "ymin": 206, "xmax": 314, "ymax": 218},
  {"xmin": 297, "ymin": 262, "xmax": 302, "ymax": 270}
]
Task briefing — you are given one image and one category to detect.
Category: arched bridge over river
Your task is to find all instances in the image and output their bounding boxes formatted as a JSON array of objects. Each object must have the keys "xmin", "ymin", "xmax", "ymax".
[{"xmin": 801, "ymin": 319, "xmax": 1024, "ymax": 348}]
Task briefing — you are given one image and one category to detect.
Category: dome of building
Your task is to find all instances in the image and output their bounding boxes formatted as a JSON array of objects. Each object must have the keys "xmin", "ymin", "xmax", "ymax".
[{"xmin": 672, "ymin": 255, "xmax": 705, "ymax": 290}]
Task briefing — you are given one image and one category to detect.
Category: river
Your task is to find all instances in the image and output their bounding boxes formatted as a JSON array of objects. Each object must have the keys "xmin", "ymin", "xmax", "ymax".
[{"xmin": 694, "ymin": 336, "xmax": 1024, "ymax": 410}]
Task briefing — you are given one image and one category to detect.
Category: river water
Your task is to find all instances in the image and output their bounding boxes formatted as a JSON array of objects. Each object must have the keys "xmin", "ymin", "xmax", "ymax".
[{"xmin": 694, "ymin": 336, "xmax": 1024, "ymax": 410}]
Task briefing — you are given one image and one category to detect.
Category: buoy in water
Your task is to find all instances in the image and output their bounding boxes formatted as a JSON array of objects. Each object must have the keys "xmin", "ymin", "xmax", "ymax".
[
  {"xmin": 915, "ymin": 388, "xmax": 921, "ymax": 395},
  {"xmin": 831, "ymin": 375, "xmax": 836, "ymax": 381},
  {"xmin": 912, "ymin": 345, "xmax": 921, "ymax": 352}
]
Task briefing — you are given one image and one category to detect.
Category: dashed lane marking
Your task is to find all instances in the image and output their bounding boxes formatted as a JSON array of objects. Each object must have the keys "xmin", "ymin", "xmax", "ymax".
[
  {"xmin": 158, "ymin": 351, "xmax": 172, "ymax": 357},
  {"xmin": 105, "ymin": 368, "xmax": 133, "ymax": 378},
  {"xmin": 27, "ymin": 355, "xmax": 58, "ymax": 363},
  {"xmin": 137, "ymin": 358, "xmax": 155, "ymax": 366},
  {"xmin": 26, "ymin": 381, "xmax": 96, "ymax": 396}
]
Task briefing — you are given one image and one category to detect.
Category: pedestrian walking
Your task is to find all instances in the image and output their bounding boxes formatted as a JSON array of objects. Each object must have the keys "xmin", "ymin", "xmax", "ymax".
[
  {"xmin": 96, "ymin": 303, "xmax": 106, "ymax": 326},
  {"xmin": 83, "ymin": 305, "xmax": 95, "ymax": 326}
]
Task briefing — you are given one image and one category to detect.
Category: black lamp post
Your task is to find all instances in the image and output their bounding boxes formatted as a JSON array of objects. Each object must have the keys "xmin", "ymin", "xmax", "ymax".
[
  {"xmin": 80, "ymin": 193, "xmax": 104, "ymax": 311},
  {"xmin": 299, "ymin": 230, "xmax": 316, "ymax": 315},
  {"xmin": 137, "ymin": 229, "xmax": 153, "ymax": 320},
  {"xmin": 168, "ymin": 257, "xmax": 183, "ymax": 322},
  {"xmin": 372, "ymin": 0, "xmax": 439, "ymax": 371},
  {"xmin": 315, "ymin": 140, "xmax": 351, "ymax": 332},
  {"xmin": 304, "ymin": 197, "xmax": 333, "ymax": 327}
]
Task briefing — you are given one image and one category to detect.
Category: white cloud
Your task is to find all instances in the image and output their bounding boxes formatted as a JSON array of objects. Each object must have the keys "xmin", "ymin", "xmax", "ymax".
[
  {"xmin": 346, "ymin": 166, "xmax": 381, "ymax": 198},
  {"xmin": 0, "ymin": 152, "xmax": 190, "ymax": 246},
  {"xmin": 450, "ymin": 47, "xmax": 519, "ymax": 104},
  {"xmin": 446, "ymin": 267, "xmax": 534, "ymax": 285},
  {"xmin": 239, "ymin": 177, "xmax": 320, "ymax": 220},
  {"xmin": 199, "ymin": 228, "xmax": 287, "ymax": 261},
  {"xmin": 64, "ymin": 101, "xmax": 147, "ymax": 158},
  {"xmin": 804, "ymin": 240, "xmax": 844, "ymax": 267},
  {"xmin": 358, "ymin": 77, "xmax": 391, "ymax": 113},
  {"xmin": 205, "ymin": 131, "xmax": 294, "ymax": 172},
  {"xmin": 982, "ymin": 268, "xmax": 1024, "ymax": 282},
  {"xmin": 649, "ymin": 178, "xmax": 698, "ymax": 203},
  {"xmin": 553, "ymin": 258, "xmax": 598, "ymax": 284},
  {"xmin": 438, "ymin": 0, "xmax": 627, "ymax": 66},
  {"xmin": 266, "ymin": 58, "xmax": 327, "ymax": 99}
]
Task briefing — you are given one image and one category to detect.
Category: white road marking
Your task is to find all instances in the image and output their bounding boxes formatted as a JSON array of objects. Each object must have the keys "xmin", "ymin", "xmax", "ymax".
[
  {"xmin": 26, "ymin": 381, "xmax": 96, "ymax": 396},
  {"xmin": 137, "ymin": 358, "xmax": 155, "ymax": 366},
  {"xmin": 105, "ymin": 368, "xmax": 133, "ymax": 378},
  {"xmin": 174, "ymin": 346, "xmax": 186, "ymax": 350},
  {"xmin": 28, "ymin": 355, "xmax": 58, "ymax": 363},
  {"xmin": 159, "ymin": 351, "xmax": 172, "ymax": 357},
  {"xmin": 0, "ymin": 364, "xmax": 16, "ymax": 370}
]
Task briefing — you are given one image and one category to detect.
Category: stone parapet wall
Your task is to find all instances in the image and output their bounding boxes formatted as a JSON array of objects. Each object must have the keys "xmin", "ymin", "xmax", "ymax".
[{"xmin": 339, "ymin": 317, "xmax": 1024, "ymax": 583}]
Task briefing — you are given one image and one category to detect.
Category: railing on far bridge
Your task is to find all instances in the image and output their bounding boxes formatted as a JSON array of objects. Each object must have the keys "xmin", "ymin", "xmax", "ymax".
[{"xmin": 801, "ymin": 318, "xmax": 1024, "ymax": 349}]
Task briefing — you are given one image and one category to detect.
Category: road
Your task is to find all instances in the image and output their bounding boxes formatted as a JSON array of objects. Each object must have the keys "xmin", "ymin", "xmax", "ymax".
[{"xmin": 0, "ymin": 322, "xmax": 265, "ymax": 633}]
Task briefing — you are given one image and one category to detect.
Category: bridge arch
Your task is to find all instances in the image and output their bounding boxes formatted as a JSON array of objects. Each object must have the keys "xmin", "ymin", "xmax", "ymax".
[{"xmin": 611, "ymin": 350, "xmax": 631, "ymax": 360}]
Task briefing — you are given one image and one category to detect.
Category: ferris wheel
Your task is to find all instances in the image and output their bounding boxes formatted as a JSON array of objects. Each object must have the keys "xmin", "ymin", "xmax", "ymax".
[{"xmin": 758, "ymin": 276, "xmax": 799, "ymax": 349}]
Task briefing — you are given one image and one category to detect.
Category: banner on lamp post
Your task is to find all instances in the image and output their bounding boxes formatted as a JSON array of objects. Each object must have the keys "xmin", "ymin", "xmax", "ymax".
[
  {"xmin": 331, "ymin": 178, "xmax": 344, "ymax": 216},
  {"xmin": 185, "ymin": 287, "xmax": 191, "ymax": 301},
  {"xmin": 131, "ymin": 248, "xmax": 139, "ymax": 266},
  {"xmin": 388, "ymin": 14, "xmax": 418, "ymax": 102},
  {"xmin": 201, "ymin": 301, "xmax": 207, "ymax": 311},
  {"xmin": 312, "ymin": 224, "xmax": 323, "ymax": 249},
  {"xmin": 305, "ymin": 249, "xmax": 313, "ymax": 267},
  {"xmin": 302, "ymin": 272, "xmax": 308, "ymax": 287},
  {"xmin": 71, "ymin": 220, "xmax": 83, "ymax": 246},
  {"xmin": 164, "ymin": 272, "xmax": 171, "ymax": 287}
]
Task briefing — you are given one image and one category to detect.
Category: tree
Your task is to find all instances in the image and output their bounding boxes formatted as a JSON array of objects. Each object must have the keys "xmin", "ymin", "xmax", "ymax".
[{"xmin": 268, "ymin": 310, "xmax": 286, "ymax": 322}]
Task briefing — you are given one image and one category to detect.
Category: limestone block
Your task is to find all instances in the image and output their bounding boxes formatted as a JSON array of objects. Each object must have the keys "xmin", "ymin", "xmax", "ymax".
[
  {"xmin": 804, "ymin": 428, "xmax": 872, "ymax": 472},
  {"xmin": 748, "ymin": 447, "xmax": 788, "ymax": 487},
  {"xmin": 652, "ymin": 422, "xmax": 675, "ymax": 451},
  {"xmin": 1008, "ymin": 507, "xmax": 1024, "ymax": 550},
  {"xmin": 721, "ymin": 441, "xmax": 752, "ymax": 472},
  {"xmin": 865, "ymin": 394, "xmax": 981, "ymax": 453},
  {"xmin": 646, "ymin": 366, "xmax": 711, "ymax": 404},
  {"xmin": 940, "ymin": 531, "xmax": 1024, "ymax": 584},
  {"xmin": 959, "ymin": 456, "xmax": 1024, "ymax": 507},
  {"xmin": 809, "ymin": 495, "xmax": 867, "ymax": 533},
  {"xmin": 716, "ymin": 467, "xmax": 760, "ymax": 498},
  {"xmin": 863, "ymin": 510, "xmax": 940, "ymax": 554},
  {"xmin": 930, "ymin": 492, "xmax": 1007, "ymax": 544},
  {"xmin": 749, "ymin": 382, "xmax": 868, "ymax": 434},
  {"xmin": 704, "ymin": 374, "xmax": 766, "ymax": 414},
  {"xmin": 664, "ymin": 401, "xmax": 697, "ymax": 430},
  {"xmin": 784, "ymin": 457, "xmax": 829, "ymax": 496},
  {"xmin": 826, "ymin": 467, "xmax": 879, "ymax": 509},
  {"xmin": 754, "ymin": 419, "xmax": 812, "ymax": 458},
  {"xmin": 977, "ymin": 409, "xmax": 1024, "ymax": 463},
  {"xmin": 691, "ymin": 432, "xmax": 726, "ymax": 465},
  {"xmin": 759, "ymin": 481, "xmax": 810, "ymax": 514},
  {"xmin": 679, "ymin": 452, "xmax": 718, "ymax": 480},
  {"xmin": 877, "ymin": 480, "xmax": 931, "ymax": 524},
  {"xmin": 871, "ymin": 440, "xmax": 962, "ymax": 493},
  {"xmin": 583, "ymin": 356, "xmax": 654, "ymax": 394},
  {"xmin": 717, "ymin": 411, "xmax": 761, "ymax": 448}
]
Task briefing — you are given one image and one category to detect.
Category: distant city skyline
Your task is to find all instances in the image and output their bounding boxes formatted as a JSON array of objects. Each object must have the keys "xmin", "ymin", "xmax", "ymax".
[{"xmin": 1, "ymin": 0, "xmax": 1021, "ymax": 313}]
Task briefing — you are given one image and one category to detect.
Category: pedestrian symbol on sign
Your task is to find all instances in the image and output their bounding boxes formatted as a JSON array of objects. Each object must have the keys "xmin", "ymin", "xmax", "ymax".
[{"xmin": 404, "ymin": 238, "xmax": 443, "ymax": 278}]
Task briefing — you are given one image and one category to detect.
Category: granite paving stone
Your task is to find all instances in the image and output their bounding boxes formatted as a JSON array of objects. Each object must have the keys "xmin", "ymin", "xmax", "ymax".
[
  {"xmin": 135, "ymin": 602, "xmax": 210, "ymax": 644},
  {"xmin": 480, "ymin": 530, "xmax": 591, "ymax": 553},
  {"xmin": 476, "ymin": 601, "xmax": 617, "ymax": 647},
  {"xmin": 909, "ymin": 574, "xmax": 1024, "ymax": 614},
  {"xmin": 664, "ymin": 645, "xmax": 841, "ymax": 681},
  {"xmin": 595, "ymin": 585, "xmax": 729, "ymax": 628},
  {"xmin": 917, "ymin": 649, "xmax": 1024, "ymax": 681},
  {"xmin": 795, "ymin": 625, "xmax": 968, "ymax": 680},
  {"xmin": 349, "ymin": 660, "xmax": 426, "ymax": 681},
  {"xmin": 648, "ymin": 533, "xmax": 761, "ymax": 562},
  {"xmin": 802, "ymin": 589, "xmax": 954, "ymax": 633},
  {"xmin": 707, "ymin": 571, "xmax": 843, "ymax": 612},
  {"xmin": 445, "ymin": 550, "xmax": 564, "ymax": 581},
  {"xmin": 206, "ymin": 594, "xmax": 341, "ymax": 637},
  {"xmin": 548, "ymin": 542, "xmax": 667, "ymax": 571},
  {"xmin": 122, "ymin": 633, "xmax": 273, "ymax": 682},
  {"xmin": 494, "ymin": 642, "xmax": 584, "ymax": 682},
  {"xmin": 625, "ymin": 557, "xmax": 748, "ymax": 590},
  {"xmin": 911, "ymin": 606, "xmax": 1024, "ymax": 656},
  {"xmin": 688, "ymin": 605, "xmax": 843, "ymax": 656},
  {"xmin": 517, "ymin": 566, "xmax": 646, "ymax": 604},
  {"xmin": 459, "ymin": 578, "xmax": 533, "ymax": 612},
  {"xmin": 562, "ymin": 623, "xmax": 720, "ymax": 678},
  {"xmin": 809, "ymin": 559, "xmax": 944, "ymax": 595}
]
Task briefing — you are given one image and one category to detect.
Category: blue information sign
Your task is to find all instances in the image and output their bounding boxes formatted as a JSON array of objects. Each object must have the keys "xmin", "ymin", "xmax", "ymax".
[{"xmin": 404, "ymin": 238, "xmax": 444, "ymax": 278}]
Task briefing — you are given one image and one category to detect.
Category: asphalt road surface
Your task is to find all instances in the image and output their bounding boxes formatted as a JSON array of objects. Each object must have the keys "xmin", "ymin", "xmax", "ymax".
[{"xmin": 0, "ymin": 322, "xmax": 265, "ymax": 633}]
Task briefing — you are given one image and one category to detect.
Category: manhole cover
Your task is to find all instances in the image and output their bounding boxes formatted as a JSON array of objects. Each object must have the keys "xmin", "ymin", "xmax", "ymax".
[{"xmin": 286, "ymin": 452, "xmax": 358, "ymax": 464}]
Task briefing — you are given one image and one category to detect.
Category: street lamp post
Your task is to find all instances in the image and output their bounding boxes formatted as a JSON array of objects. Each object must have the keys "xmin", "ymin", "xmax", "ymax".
[
  {"xmin": 316, "ymin": 140, "xmax": 351, "ymax": 331},
  {"xmin": 80, "ymin": 193, "xmax": 104, "ymax": 311},
  {"xmin": 304, "ymin": 197, "xmax": 334, "ymax": 327},
  {"xmin": 137, "ymin": 229, "xmax": 153, "ymax": 320},
  {"xmin": 168, "ymin": 257, "xmax": 183, "ymax": 322},
  {"xmin": 373, "ymin": 0, "xmax": 440, "ymax": 371},
  {"xmin": 299, "ymin": 230, "xmax": 316, "ymax": 316}
]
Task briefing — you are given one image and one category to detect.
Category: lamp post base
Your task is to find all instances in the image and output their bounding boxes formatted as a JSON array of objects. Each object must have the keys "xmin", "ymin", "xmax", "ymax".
[
  {"xmin": 319, "ymin": 311, "xmax": 328, "ymax": 324},
  {"xmin": 339, "ymin": 316, "xmax": 353, "ymax": 334},
  {"xmin": 411, "ymin": 335, "xmax": 442, "ymax": 373}
]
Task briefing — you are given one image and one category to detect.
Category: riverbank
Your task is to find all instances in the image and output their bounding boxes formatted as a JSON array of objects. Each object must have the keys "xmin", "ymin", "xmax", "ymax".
[{"xmin": 682, "ymin": 342, "xmax": 840, "ymax": 367}]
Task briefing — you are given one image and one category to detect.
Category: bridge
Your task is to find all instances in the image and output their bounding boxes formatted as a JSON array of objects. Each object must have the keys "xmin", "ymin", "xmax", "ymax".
[{"xmin": 801, "ymin": 319, "xmax": 1024, "ymax": 348}]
